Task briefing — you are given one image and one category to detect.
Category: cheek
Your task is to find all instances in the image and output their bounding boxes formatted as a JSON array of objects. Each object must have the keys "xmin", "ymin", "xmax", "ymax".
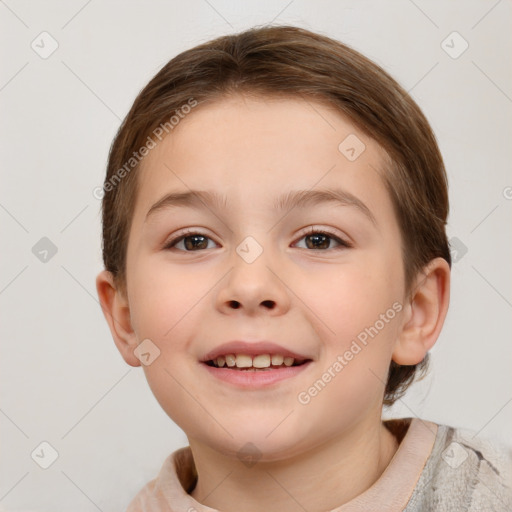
[
  {"xmin": 297, "ymin": 266, "xmax": 401, "ymax": 420},
  {"xmin": 129, "ymin": 258, "xmax": 195, "ymax": 336},
  {"xmin": 299, "ymin": 254, "xmax": 402, "ymax": 402},
  {"xmin": 304, "ymin": 257, "xmax": 401, "ymax": 337},
  {"xmin": 132, "ymin": 271, "xmax": 205, "ymax": 432}
]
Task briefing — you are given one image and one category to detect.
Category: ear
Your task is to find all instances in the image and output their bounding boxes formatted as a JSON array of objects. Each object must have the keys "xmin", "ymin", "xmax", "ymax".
[
  {"xmin": 96, "ymin": 270, "xmax": 141, "ymax": 367},
  {"xmin": 392, "ymin": 257, "xmax": 450, "ymax": 365}
]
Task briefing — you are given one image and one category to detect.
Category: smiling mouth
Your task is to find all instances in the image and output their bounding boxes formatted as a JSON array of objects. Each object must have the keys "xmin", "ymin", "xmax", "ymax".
[{"xmin": 204, "ymin": 353, "xmax": 311, "ymax": 371}]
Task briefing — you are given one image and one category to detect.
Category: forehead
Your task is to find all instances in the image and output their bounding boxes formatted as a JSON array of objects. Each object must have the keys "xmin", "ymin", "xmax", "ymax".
[{"xmin": 132, "ymin": 94, "xmax": 394, "ymax": 226}]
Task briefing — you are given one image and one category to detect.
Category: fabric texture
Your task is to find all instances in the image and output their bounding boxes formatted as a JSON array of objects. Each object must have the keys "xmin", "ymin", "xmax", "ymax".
[{"xmin": 126, "ymin": 417, "xmax": 512, "ymax": 512}]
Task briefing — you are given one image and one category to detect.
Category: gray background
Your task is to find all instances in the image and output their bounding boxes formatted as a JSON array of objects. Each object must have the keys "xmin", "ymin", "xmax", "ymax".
[{"xmin": 1, "ymin": 1, "xmax": 511, "ymax": 511}]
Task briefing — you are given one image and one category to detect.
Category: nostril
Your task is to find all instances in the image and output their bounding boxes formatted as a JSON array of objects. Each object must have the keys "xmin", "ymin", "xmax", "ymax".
[
  {"xmin": 229, "ymin": 300, "xmax": 241, "ymax": 309},
  {"xmin": 261, "ymin": 300, "xmax": 275, "ymax": 309}
]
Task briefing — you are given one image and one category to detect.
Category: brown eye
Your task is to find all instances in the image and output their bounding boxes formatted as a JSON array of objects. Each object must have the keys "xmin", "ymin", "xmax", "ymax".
[
  {"xmin": 294, "ymin": 230, "xmax": 350, "ymax": 251},
  {"xmin": 164, "ymin": 233, "xmax": 216, "ymax": 251}
]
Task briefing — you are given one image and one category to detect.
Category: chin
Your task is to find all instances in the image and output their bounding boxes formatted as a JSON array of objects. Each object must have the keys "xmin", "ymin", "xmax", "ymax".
[{"xmin": 211, "ymin": 425, "xmax": 310, "ymax": 463}]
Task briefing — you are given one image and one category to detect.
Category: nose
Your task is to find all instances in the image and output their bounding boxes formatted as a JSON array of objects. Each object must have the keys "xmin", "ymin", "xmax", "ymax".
[{"xmin": 215, "ymin": 245, "xmax": 291, "ymax": 316}]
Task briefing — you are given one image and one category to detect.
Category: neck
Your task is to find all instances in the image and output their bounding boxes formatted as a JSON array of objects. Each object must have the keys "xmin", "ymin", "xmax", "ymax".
[{"xmin": 189, "ymin": 417, "xmax": 399, "ymax": 512}]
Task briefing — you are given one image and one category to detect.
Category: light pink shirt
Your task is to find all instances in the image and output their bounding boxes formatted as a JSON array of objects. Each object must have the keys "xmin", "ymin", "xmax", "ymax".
[{"xmin": 126, "ymin": 417, "xmax": 441, "ymax": 511}]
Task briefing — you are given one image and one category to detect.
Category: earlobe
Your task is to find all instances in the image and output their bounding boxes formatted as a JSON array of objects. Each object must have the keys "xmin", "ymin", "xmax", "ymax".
[
  {"xmin": 392, "ymin": 258, "xmax": 450, "ymax": 365},
  {"xmin": 95, "ymin": 270, "xmax": 141, "ymax": 367}
]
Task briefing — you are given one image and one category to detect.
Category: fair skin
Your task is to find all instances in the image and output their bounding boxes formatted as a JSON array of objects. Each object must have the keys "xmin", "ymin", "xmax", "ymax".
[{"xmin": 96, "ymin": 95, "xmax": 450, "ymax": 512}]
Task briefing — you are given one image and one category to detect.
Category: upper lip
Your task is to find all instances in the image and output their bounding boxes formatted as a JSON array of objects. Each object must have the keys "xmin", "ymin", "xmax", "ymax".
[{"xmin": 200, "ymin": 341, "xmax": 313, "ymax": 362}]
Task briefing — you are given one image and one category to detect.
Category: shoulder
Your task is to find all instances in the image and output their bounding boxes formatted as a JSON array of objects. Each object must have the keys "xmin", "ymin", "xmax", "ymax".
[
  {"xmin": 125, "ymin": 477, "xmax": 158, "ymax": 512},
  {"xmin": 125, "ymin": 448, "xmax": 198, "ymax": 512},
  {"xmin": 406, "ymin": 422, "xmax": 512, "ymax": 512},
  {"xmin": 125, "ymin": 454, "xmax": 174, "ymax": 512}
]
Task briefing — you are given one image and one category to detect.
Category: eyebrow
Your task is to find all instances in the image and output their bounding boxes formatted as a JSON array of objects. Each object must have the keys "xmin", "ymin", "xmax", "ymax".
[{"xmin": 145, "ymin": 188, "xmax": 376, "ymax": 225}]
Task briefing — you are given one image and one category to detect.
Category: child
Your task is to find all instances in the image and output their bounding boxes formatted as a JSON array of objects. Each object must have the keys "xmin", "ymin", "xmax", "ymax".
[{"xmin": 95, "ymin": 25, "xmax": 512, "ymax": 511}]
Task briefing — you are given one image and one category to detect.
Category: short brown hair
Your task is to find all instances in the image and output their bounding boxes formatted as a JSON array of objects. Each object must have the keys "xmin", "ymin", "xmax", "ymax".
[{"xmin": 100, "ymin": 24, "xmax": 451, "ymax": 406}]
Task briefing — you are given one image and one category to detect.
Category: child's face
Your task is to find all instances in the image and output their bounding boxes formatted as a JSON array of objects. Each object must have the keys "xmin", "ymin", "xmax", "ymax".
[{"xmin": 118, "ymin": 95, "xmax": 409, "ymax": 459}]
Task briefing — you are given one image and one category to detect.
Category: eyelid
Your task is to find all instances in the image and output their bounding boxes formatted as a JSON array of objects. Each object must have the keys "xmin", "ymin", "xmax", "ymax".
[{"xmin": 294, "ymin": 226, "xmax": 352, "ymax": 249}]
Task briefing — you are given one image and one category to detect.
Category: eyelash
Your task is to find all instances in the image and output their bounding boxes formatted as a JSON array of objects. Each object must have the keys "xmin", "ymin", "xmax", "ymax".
[{"xmin": 163, "ymin": 227, "xmax": 352, "ymax": 252}]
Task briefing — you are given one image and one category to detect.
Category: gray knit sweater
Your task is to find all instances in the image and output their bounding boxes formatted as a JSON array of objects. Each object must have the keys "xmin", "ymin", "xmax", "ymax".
[{"xmin": 404, "ymin": 422, "xmax": 512, "ymax": 511}]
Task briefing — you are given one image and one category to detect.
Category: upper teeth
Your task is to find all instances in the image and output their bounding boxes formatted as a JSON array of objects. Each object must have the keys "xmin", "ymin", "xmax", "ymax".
[{"xmin": 213, "ymin": 354, "xmax": 297, "ymax": 368}]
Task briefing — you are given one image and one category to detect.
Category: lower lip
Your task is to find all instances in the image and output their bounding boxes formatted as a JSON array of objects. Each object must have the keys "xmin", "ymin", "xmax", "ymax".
[{"xmin": 201, "ymin": 361, "xmax": 313, "ymax": 388}]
